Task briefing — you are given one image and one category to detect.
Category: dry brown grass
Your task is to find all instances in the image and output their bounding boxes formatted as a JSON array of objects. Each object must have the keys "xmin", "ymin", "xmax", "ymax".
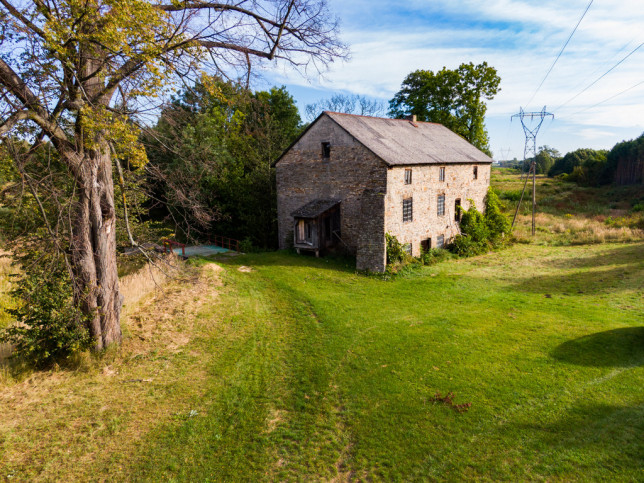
[
  {"xmin": 513, "ymin": 212, "xmax": 644, "ymax": 245},
  {"xmin": 0, "ymin": 259, "xmax": 226, "ymax": 480}
]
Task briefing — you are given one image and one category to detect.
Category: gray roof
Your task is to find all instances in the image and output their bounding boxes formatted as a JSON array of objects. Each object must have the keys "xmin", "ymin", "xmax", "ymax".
[
  {"xmin": 325, "ymin": 112, "xmax": 493, "ymax": 166},
  {"xmin": 291, "ymin": 199, "xmax": 340, "ymax": 218}
]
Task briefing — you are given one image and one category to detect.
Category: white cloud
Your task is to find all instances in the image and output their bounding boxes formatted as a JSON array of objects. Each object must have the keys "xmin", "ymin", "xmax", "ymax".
[{"xmin": 263, "ymin": 0, "xmax": 644, "ymax": 154}]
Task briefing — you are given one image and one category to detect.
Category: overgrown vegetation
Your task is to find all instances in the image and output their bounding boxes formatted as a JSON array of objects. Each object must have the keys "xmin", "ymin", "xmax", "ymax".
[
  {"xmin": 493, "ymin": 168, "xmax": 644, "ymax": 244},
  {"xmin": 449, "ymin": 188, "xmax": 511, "ymax": 256},
  {"xmin": 144, "ymin": 76, "xmax": 303, "ymax": 248},
  {"xmin": 0, "ymin": 251, "xmax": 91, "ymax": 369},
  {"xmin": 385, "ymin": 232, "xmax": 452, "ymax": 275}
]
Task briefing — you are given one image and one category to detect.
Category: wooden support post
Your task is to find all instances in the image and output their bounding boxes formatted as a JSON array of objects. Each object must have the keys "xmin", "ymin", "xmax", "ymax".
[{"xmin": 532, "ymin": 160, "xmax": 536, "ymax": 236}]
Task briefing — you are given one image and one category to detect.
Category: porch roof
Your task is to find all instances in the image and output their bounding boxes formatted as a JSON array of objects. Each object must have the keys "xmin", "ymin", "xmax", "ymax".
[{"xmin": 291, "ymin": 199, "xmax": 341, "ymax": 219}]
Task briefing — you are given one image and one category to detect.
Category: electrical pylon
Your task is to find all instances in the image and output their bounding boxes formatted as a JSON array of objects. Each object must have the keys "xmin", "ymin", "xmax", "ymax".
[{"xmin": 510, "ymin": 106, "xmax": 554, "ymax": 236}]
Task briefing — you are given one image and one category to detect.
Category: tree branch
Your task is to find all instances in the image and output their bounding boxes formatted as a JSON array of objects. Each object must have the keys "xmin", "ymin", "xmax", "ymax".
[
  {"xmin": 0, "ymin": 109, "xmax": 29, "ymax": 136},
  {"xmin": 0, "ymin": 0, "xmax": 46, "ymax": 38}
]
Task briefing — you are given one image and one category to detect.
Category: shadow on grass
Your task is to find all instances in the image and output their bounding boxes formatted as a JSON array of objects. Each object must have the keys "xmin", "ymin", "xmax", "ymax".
[
  {"xmin": 550, "ymin": 242, "xmax": 644, "ymax": 270},
  {"xmin": 509, "ymin": 401, "xmax": 644, "ymax": 472},
  {"xmin": 552, "ymin": 327, "xmax": 644, "ymax": 367},
  {"xmin": 513, "ymin": 266, "xmax": 639, "ymax": 295}
]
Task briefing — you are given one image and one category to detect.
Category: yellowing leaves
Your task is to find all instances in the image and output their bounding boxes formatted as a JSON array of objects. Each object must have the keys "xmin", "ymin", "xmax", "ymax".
[{"xmin": 80, "ymin": 106, "xmax": 147, "ymax": 167}]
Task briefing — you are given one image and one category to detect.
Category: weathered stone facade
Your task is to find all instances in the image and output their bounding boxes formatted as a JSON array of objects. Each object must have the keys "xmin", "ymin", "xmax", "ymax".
[
  {"xmin": 276, "ymin": 112, "xmax": 492, "ymax": 272},
  {"xmin": 385, "ymin": 163, "xmax": 490, "ymax": 256},
  {"xmin": 276, "ymin": 115, "xmax": 387, "ymax": 272}
]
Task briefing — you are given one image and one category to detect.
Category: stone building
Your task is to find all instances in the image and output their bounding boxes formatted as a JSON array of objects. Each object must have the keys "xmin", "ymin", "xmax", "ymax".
[{"xmin": 275, "ymin": 111, "xmax": 493, "ymax": 272}]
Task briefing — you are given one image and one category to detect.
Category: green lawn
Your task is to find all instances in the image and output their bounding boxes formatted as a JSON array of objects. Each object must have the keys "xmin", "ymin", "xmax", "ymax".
[{"xmin": 127, "ymin": 243, "xmax": 643, "ymax": 481}]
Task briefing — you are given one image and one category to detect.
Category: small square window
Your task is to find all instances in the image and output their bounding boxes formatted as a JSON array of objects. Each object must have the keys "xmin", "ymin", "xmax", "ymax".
[
  {"xmin": 437, "ymin": 234, "xmax": 445, "ymax": 249},
  {"xmin": 404, "ymin": 168, "xmax": 412, "ymax": 185},
  {"xmin": 321, "ymin": 142, "xmax": 331, "ymax": 158},
  {"xmin": 403, "ymin": 198, "xmax": 413, "ymax": 222},
  {"xmin": 473, "ymin": 166, "xmax": 478, "ymax": 179},
  {"xmin": 437, "ymin": 194, "xmax": 445, "ymax": 216},
  {"xmin": 439, "ymin": 167, "xmax": 445, "ymax": 182}
]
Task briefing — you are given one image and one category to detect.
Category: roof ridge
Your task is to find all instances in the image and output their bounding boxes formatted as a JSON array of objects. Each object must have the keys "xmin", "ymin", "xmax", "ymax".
[{"xmin": 324, "ymin": 111, "xmax": 444, "ymax": 126}]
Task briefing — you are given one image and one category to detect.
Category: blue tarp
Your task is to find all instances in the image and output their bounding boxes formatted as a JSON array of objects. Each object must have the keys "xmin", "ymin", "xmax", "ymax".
[{"xmin": 173, "ymin": 245, "xmax": 230, "ymax": 257}]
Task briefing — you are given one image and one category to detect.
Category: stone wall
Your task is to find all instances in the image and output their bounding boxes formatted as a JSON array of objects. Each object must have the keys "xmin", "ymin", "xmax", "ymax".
[
  {"xmin": 384, "ymin": 163, "xmax": 491, "ymax": 256},
  {"xmin": 276, "ymin": 115, "xmax": 387, "ymax": 272}
]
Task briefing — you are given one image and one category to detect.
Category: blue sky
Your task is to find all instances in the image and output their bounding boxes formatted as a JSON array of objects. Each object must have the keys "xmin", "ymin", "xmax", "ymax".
[{"xmin": 258, "ymin": 0, "xmax": 644, "ymax": 159}]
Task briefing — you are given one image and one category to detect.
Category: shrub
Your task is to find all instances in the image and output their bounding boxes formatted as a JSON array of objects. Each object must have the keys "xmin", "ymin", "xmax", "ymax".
[
  {"xmin": 386, "ymin": 232, "xmax": 409, "ymax": 265},
  {"xmin": 484, "ymin": 188, "xmax": 511, "ymax": 243},
  {"xmin": 0, "ymin": 251, "xmax": 92, "ymax": 368},
  {"xmin": 448, "ymin": 188, "xmax": 511, "ymax": 257},
  {"xmin": 420, "ymin": 248, "xmax": 452, "ymax": 266}
]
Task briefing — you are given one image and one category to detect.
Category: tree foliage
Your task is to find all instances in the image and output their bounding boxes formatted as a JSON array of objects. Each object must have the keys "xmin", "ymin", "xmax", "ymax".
[
  {"xmin": 388, "ymin": 62, "xmax": 501, "ymax": 154},
  {"xmin": 605, "ymin": 133, "xmax": 644, "ymax": 185},
  {"xmin": 533, "ymin": 145, "xmax": 560, "ymax": 175},
  {"xmin": 145, "ymin": 76, "xmax": 302, "ymax": 248},
  {"xmin": 0, "ymin": 0, "xmax": 346, "ymax": 351},
  {"xmin": 548, "ymin": 148, "xmax": 608, "ymax": 186}
]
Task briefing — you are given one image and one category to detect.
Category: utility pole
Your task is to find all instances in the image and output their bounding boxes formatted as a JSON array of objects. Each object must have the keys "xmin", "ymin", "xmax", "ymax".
[{"xmin": 510, "ymin": 107, "xmax": 554, "ymax": 236}]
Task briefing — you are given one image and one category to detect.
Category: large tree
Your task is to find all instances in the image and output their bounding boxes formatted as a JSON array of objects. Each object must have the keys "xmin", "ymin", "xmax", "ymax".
[
  {"xmin": 388, "ymin": 62, "xmax": 500, "ymax": 154},
  {"xmin": 0, "ymin": 0, "xmax": 345, "ymax": 350},
  {"xmin": 145, "ymin": 77, "xmax": 302, "ymax": 248}
]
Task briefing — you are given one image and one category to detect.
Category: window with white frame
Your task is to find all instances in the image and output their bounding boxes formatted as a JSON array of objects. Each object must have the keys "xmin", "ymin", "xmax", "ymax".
[
  {"xmin": 437, "ymin": 194, "xmax": 445, "ymax": 216},
  {"xmin": 404, "ymin": 168, "xmax": 412, "ymax": 185},
  {"xmin": 439, "ymin": 166, "xmax": 445, "ymax": 182}
]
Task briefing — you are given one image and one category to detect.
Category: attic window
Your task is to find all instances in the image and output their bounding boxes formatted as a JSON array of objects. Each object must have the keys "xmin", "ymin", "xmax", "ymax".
[
  {"xmin": 473, "ymin": 166, "xmax": 478, "ymax": 179},
  {"xmin": 404, "ymin": 169, "xmax": 412, "ymax": 185},
  {"xmin": 321, "ymin": 142, "xmax": 331, "ymax": 158},
  {"xmin": 439, "ymin": 166, "xmax": 445, "ymax": 182}
]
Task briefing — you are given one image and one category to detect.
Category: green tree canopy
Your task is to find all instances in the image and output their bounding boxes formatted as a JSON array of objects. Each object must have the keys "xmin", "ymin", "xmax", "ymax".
[
  {"xmin": 388, "ymin": 62, "xmax": 501, "ymax": 155},
  {"xmin": 605, "ymin": 133, "xmax": 644, "ymax": 185},
  {"xmin": 532, "ymin": 145, "xmax": 561, "ymax": 175},
  {"xmin": 144, "ymin": 76, "xmax": 302, "ymax": 248}
]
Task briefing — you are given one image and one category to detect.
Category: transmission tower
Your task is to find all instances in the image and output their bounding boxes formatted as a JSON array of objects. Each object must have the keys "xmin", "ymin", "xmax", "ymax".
[{"xmin": 510, "ymin": 106, "xmax": 554, "ymax": 236}]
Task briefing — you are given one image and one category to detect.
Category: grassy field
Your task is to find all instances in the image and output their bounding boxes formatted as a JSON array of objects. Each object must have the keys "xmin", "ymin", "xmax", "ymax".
[
  {"xmin": 493, "ymin": 169, "xmax": 644, "ymax": 244},
  {"xmin": 1, "ymin": 242, "xmax": 642, "ymax": 480},
  {"xmin": 0, "ymin": 172, "xmax": 642, "ymax": 480}
]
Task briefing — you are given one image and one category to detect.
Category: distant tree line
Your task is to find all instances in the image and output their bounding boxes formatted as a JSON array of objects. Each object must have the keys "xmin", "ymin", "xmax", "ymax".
[{"xmin": 512, "ymin": 133, "xmax": 644, "ymax": 187}]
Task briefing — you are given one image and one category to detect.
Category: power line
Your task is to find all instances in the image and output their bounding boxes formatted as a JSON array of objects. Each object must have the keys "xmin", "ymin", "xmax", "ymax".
[
  {"xmin": 554, "ymin": 41, "xmax": 644, "ymax": 111},
  {"xmin": 526, "ymin": 0, "xmax": 594, "ymax": 107},
  {"xmin": 558, "ymin": 79, "xmax": 644, "ymax": 120}
]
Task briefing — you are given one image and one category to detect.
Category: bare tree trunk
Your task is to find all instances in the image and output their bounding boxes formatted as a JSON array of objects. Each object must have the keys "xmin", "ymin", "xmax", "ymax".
[{"xmin": 70, "ymin": 147, "xmax": 122, "ymax": 350}]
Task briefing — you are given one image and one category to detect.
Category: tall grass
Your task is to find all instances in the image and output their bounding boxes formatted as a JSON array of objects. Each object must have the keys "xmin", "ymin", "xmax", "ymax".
[{"xmin": 492, "ymin": 169, "xmax": 644, "ymax": 245}]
